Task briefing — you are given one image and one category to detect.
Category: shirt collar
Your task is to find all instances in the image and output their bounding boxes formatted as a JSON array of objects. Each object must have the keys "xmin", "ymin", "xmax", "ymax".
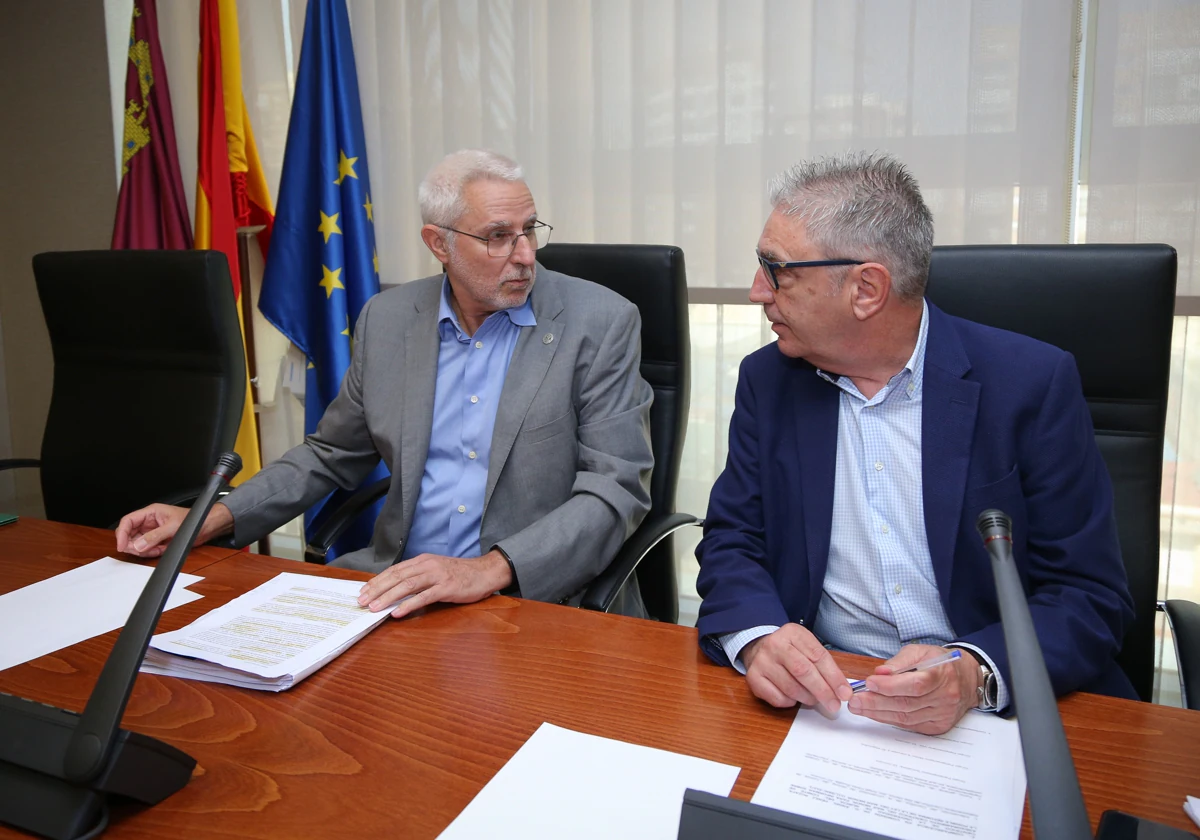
[
  {"xmin": 903, "ymin": 299, "xmax": 930, "ymax": 400},
  {"xmin": 817, "ymin": 299, "xmax": 929, "ymax": 402},
  {"xmin": 437, "ymin": 274, "xmax": 538, "ymax": 338}
]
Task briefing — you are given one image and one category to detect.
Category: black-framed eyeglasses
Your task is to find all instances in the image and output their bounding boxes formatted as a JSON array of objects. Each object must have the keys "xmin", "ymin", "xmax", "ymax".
[
  {"xmin": 756, "ymin": 253, "xmax": 864, "ymax": 291},
  {"xmin": 439, "ymin": 221, "xmax": 554, "ymax": 257}
]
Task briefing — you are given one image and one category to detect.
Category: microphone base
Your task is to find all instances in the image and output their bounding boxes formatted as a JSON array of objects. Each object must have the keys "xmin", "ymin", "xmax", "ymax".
[
  {"xmin": 0, "ymin": 691, "xmax": 196, "ymax": 840},
  {"xmin": 1096, "ymin": 810, "xmax": 1199, "ymax": 839},
  {"xmin": 678, "ymin": 789, "xmax": 894, "ymax": 839}
]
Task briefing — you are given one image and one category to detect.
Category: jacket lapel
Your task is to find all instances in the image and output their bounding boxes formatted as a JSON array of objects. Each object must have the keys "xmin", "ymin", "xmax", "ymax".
[
  {"xmin": 796, "ymin": 365, "xmax": 841, "ymax": 624},
  {"xmin": 398, "ymin": 280, "xmax": 442, "ymax": 527},
  {"xmin": 483, "ymin": 270, "xmax": 565, "ymax": 511},
  {"xmin": 921, "ymin": 304, "xmax": 980, "ymax": 605}
]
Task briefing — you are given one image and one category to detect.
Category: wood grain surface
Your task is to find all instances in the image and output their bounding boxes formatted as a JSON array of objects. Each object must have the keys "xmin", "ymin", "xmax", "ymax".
[{"xmin": 2, "ymin": 523, "xmax": 1198, "ymax": 839}]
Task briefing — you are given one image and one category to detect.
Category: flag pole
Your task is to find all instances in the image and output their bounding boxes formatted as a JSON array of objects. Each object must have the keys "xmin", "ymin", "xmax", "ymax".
[
  {"xmin": 235, "ymin": 223, "xmax": 269, "ymax": 555},
  {"xmin": 235, "ymin": 225, "xmax": 266, "ymax": 409}
]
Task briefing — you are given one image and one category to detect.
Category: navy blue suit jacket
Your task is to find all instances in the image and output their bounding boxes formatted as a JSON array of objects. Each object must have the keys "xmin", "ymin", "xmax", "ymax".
[{"xmin": 696, "ymin": 303, "xmax": 1137, "ymax": 700}]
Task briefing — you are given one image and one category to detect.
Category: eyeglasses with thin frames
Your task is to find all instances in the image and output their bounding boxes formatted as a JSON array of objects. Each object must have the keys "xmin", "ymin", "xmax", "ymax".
[
  {"xmin": 756, "ymin": 253, "xmax": 864, "ymax": 291},
  {"xmin": 439, "ymin": 221, "xmax": 554, "ymax": 258}
]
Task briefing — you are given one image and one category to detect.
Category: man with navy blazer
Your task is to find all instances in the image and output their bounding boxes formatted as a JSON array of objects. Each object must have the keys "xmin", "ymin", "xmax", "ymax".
[
  {"xmin": 116, "ymin": 150, "xmax": 654, "ymax": 619},
  {"xmin": 696, "ymin": 152, "xmax": 1135, "ymax": 735}
]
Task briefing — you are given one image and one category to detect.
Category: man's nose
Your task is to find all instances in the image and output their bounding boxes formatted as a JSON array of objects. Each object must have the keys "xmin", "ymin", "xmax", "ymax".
[
  {"xmin": 510, "ymin": 234, "xmax": 536, "ymax": 266},
  {"xmin": 749, "ymin": 265, "xmax": 774, "ymax": 304}
]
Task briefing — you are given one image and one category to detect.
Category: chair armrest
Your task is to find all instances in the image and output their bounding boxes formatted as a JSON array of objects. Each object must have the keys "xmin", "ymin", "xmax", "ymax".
[
  {"xmin": 0, "ymin": 459, "xmax": 40, "ymax": 472},
  {"xmin": 580, "ymin": 512, "xmax": 703, "ymax": 614},
  {"xmin": 304, "ymin": 478, "xmax": 391, "ymax": 564},
  {"xmin": 155, "ymin": 487, "xmax": 207, "ymax": 508},
  {"xmin": 1162, "ymin": 599, "xmax": 1200, "ymax": 711}
]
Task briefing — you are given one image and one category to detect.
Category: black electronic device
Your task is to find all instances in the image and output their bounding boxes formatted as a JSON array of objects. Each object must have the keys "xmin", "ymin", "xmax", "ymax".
[
  {"xmin": 678, "ymin": 789, "xmax": 892, "ymax": 840},
  {"xmin": 0, "ymin": 452, "xmax": 241, "ymax": 840}
]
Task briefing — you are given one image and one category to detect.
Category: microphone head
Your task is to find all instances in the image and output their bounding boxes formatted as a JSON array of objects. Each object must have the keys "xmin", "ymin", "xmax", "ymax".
[
  {"xmin": 212, "ymin": 451, "xmax": 243, "ymax": 483},
  {"xmin": 976, "ymin": 509, "xmax": 1012, "ymax": 542}
]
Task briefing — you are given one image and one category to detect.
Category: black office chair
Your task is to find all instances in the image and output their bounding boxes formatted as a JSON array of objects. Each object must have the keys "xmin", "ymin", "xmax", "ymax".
[
  {"xmin": 0, "ymin": 251, "xmax": 247, "ymax": 529},
  {"xmin": 305, "ymin": 244, "xmax": 699, "ymax": 623},
  {"xmin": 926, "ymin": 243, "xmax": 1199, "ymax": 709}
]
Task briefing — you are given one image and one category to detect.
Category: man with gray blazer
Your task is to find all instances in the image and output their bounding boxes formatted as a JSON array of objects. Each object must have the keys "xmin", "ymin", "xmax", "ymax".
[{"xmin": 116, "ymin": 149, "xmax": 654, "ymax": 619}]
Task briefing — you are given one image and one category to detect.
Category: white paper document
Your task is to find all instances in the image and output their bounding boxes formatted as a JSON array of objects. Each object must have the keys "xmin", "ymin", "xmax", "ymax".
[
  {"xmin": 141, "ymin": 572, "xmax": 391, "ymax": 691},
  {"xmin": 438, "ymin": 722, "xmax": 741, "ymax": 840},
  {"xmin": 0, "ymin": 556, "xmax": 204, "ymax": 672},
  {"xmin": 752, "ymin": 705, "xmax": 1026, "ymax": 840},
  {"xmin": 1185, "ymin": 795, "xmax": 1200, "ymax": 830}
]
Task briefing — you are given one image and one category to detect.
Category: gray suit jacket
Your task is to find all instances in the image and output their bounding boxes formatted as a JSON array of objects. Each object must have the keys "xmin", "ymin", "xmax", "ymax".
[{"xmin": 222, "ymin": 265, "xmax": 654, "ymax": 614}]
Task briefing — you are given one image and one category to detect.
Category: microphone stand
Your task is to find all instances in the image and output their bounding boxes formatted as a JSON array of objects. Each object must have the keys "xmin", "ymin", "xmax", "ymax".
[
  {"xmin": 976, "ymin": 509, "xmax": 1092, "ymax": 839},
  {"xmin": 977, "ymin": 509, "xmax": 1198, "ymax": 840},
  {"xmin": 0, "ymin": 452, "xmax": 241, "ymax": 840}
]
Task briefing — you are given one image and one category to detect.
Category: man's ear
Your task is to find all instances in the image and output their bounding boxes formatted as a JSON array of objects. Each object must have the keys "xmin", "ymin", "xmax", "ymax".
[
  {"xmin": 849, "ymin": 262, "xmax": 893, "ymax": 320},
  {"xmin": 421, "ymin": 224, "xmax": 451, "ymax": 265}
]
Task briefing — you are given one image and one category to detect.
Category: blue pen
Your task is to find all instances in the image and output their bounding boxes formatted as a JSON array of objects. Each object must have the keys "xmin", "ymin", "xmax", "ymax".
[{"xmin": 848, "ymin": 649, "xmax": 963, "ymax": 694}]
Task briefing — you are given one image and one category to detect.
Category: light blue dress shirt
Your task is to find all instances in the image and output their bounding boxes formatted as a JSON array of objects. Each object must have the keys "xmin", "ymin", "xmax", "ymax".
[
  {"xmin": 721, "ymin": 302, "xmax": 1008, "ymax": 711},
  {"xmin": 402, "ymin": 277, "xmax": 537, "ymax": 561}
]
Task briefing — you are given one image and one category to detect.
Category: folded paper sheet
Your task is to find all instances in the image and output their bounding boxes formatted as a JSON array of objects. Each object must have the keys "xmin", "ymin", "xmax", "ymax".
[{"xmin": 0, "ymin": 557, "xmax": 204, "ymax": 672}]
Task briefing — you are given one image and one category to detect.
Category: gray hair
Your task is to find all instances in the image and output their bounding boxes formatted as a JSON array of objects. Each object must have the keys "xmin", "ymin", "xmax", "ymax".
[
  {"xmin": 768, "ymin": 152, "xmax": 934, "ymax": 300},
  {"xmin": 418, "ymin": 149, "xmax": 525, "ymax": 229}
]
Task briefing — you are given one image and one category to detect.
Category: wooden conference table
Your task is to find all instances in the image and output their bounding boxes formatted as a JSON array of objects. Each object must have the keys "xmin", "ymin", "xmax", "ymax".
[{"xmin": 1, "ymin": 518, "xmax": 1198, "ymax": 839}]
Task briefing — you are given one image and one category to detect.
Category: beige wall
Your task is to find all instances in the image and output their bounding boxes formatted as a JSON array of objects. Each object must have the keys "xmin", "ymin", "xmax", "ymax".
[{"xmin": 0, "ymin": 2, "xmax": 116, "ymax": 515}]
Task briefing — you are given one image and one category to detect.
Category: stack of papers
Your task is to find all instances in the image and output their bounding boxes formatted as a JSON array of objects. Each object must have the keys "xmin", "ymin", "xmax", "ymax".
[
  {"xmin": 0, "ymin": 557, "xmax": 204, "ymax": 672},
  {"xmin": 752, "ymin": 705, "xmax": 1026, "ymax": 840},
  {"xmin": 1186, "ymin": 795, "xmax": 1199, "ymax": 830},
  {"xmin": 438, "ymin": 723, "xmax": 740, "ymax": 839},
  {"xmin": 141, "ymin": 572, "xmax": 391, "ymax": 691}
]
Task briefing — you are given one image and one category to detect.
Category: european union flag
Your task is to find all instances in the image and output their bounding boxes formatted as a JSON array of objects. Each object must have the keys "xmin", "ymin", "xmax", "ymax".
[{"xmin": 259, "ymin": 0, "xmax": 384, "ymax": 556}]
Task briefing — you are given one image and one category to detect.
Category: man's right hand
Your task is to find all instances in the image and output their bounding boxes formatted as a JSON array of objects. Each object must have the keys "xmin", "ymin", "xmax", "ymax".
[
  {"xmin": 741, "ymin": 623, "xmax": 853, "ymax": 715},
  {"xmin": 115, "ymin": 502, "xmax": 234, "ymax": 558}
]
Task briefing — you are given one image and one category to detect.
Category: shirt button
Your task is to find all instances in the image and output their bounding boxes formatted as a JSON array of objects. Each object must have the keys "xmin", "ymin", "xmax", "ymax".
[
  {"xmin": 468, "ymin": 450, "xmax": 477, "ymax": 460},
  {"xmin": 874, "ymin": 462, "xmax": 883, "ymax": 471},
  {"xmin": 894, "ymin": 584, "xmax": 902, "ymax": 595},
  {"xmin": 470, "ymin": 395, "xmax": 479, "ymax": 404},
  {"xmin": 881, "ymin": 524, "xmax": 889, "ymax": 535},
  {"xmin": 457, "ymin": 505, "xmax": 466, "ymax": 514},
  {"xmin": 475, "ymin": 341, "xmax": 483, "ymax": 349}
]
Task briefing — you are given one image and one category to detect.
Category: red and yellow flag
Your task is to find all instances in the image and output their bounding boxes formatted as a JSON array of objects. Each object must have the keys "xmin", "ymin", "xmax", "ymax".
[{"xmin": 195, "ymin": 0, "xmax": 275, "ymax": 485}]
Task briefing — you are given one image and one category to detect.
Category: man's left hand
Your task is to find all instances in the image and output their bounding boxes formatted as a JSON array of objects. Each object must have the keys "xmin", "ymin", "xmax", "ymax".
[
  {"xmin": 847, "ymin": 644, "xmax": 981, "ymax": 735},
  {"xmin": 357, "ymin": 549, "xmax": 513, "ymax": 619}
]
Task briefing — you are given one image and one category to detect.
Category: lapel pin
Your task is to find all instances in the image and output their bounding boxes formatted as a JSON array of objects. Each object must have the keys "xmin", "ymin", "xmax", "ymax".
[{"xmin": 542, "ymin": 333, "xmax": 554, "ymax": 344}]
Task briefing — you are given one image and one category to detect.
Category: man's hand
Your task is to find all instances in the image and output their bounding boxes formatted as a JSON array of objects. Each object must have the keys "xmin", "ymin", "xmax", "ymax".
[
  {"xmin": 115, "ymin": 502, "xmax": 234, "ymax": 558},
  {"xmin": 741, "ymin": 623, "xmax": 853, "ymax": 715},
  {"xmin": 847, "ymin": 644, "xmax": 981, "ymax": 735},
  {"xmin": 356, "ymin": 549, "xmax": 513, "ymax": 619}
]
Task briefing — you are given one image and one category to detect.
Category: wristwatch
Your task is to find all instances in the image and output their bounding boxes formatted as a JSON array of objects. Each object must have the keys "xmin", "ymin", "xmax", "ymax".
[
  {"xmin": 975, "ymin": 658, "xmax": 999, "ymax": 711},
  {"xmin": 952, "ymin": 646, "xmax": 999, "ymax": 711}
]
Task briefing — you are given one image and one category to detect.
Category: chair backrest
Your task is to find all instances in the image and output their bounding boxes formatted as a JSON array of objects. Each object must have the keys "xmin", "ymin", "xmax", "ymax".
[
  {"xmin": 32, "ymin": 250, "xmax": 246, "ymax": 528},
  {"xmin": 925, "ymin": 243, "xmax": 1177, "ymax": 701},
  {"xmin": 538, "ymin": 244, "xmax": 691, "ymax": 623}
]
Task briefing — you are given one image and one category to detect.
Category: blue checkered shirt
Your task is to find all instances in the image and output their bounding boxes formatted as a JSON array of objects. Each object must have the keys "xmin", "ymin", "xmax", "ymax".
[{"xmin": 721, "ymin": 302, "xmax": 1008, "ymax": 711}]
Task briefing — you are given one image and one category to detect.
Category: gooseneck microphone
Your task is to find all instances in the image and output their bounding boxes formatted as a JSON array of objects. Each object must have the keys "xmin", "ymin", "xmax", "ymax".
[
  {"xmin": 0, "ymin": 452, "xmax": 241, "ymax": 840},
  {"xmin": 64, "ymin": 452, "xmax": 242, "ymax": 783},
  {"xmin": 975, "ymin": 509, "xmax": 1092, "ymax": 840}
]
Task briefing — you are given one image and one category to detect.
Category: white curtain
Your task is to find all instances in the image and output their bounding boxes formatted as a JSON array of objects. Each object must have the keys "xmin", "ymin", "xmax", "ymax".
[
  {"xmin": 344, "ymin": 0, "xmax": 1078, "ymax": 290},
  {"xmin": 1082, "ymin": 0, "xmax": 1200, "ymax": 291}
]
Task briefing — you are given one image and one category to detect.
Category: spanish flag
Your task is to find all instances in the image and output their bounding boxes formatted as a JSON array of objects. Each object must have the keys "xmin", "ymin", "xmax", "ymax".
[{"xmin": 195, "ymin": 0, "xmax": 274, "ymax": 485}]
